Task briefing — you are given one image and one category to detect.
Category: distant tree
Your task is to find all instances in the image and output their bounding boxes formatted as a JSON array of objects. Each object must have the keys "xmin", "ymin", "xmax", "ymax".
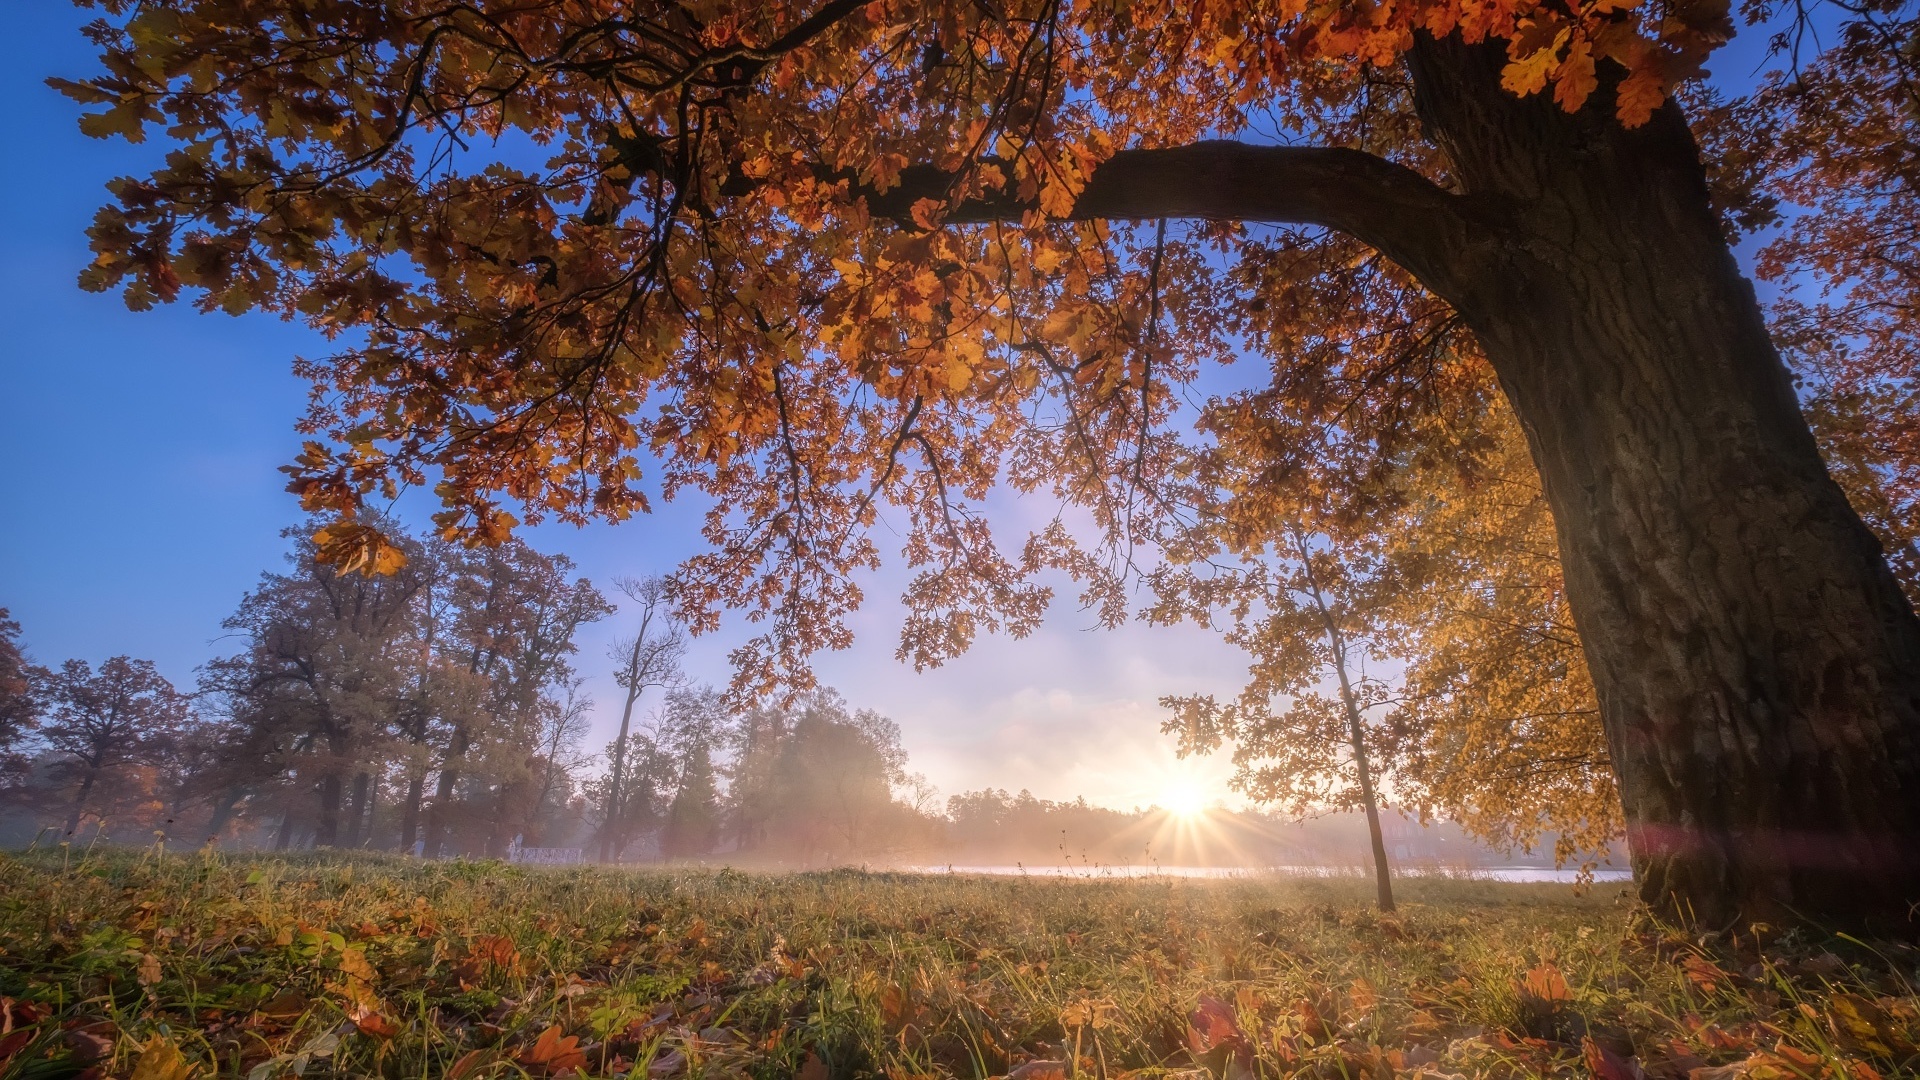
[
  {"xmin": 207, "ymin": 519, "xmax": 432, "ymax": 847},
  {"xmin": 428, "ymin": 539, "xmax": 609, "ymax": 856},
  {"xmin": 731, "ymin": 689, "xmax": 917, "ymax": 863},
  {"xmin": 599, "ymin": 577, "xmax": 686, "ymax": 861},
  {"xmin": 661, "ymin": 741, "xmax": 721, "ymax": 860},
  {"xmin": 0, "ymin": 610, "xmax": 41, "ymax": 784},
  {"xmin": 36, "ymin": 657, "xmax": 191, "ymax": 835}
]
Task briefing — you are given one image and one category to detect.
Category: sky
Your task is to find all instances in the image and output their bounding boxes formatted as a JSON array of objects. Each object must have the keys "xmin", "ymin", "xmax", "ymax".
[
  {"xmin": 0, "ymin": 6, "xmax": 1804, "ymax": 816},
  {"xmin": 0, "ymin": 4, "xmax": 1259, "ymax": 813}
]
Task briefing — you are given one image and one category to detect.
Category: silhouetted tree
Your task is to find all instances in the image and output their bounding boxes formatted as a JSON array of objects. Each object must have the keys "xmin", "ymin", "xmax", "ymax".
[{"xmin": 36, "ymin": 656, "xmax": 191, "ymax": 835}]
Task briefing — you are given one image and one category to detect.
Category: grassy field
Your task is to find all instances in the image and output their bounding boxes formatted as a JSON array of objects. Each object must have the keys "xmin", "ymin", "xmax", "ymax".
[{"xmin": 0, "ymin": 851, "xmax": 1914, "ymax": 1080}]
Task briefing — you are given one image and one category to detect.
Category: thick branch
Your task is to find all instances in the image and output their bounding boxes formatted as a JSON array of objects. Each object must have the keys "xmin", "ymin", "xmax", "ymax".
[{"xmin": 861, "ymin": 141, "xmax": 1486, "ymax": 306}]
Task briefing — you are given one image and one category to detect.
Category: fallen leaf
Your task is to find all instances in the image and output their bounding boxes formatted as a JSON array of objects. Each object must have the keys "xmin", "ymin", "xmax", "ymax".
[
  {"xmin": 518, "ymin": 1026, "xmax": 588, "ymax": 1075},
  {"xmin": 1584, "ymin": 1037, "xmax": 1645, "ymax": 1080},
  {"xmin": 352, "ymin": 1006, "xmax": 400, "ymax": 1039},
  {"xmin": 129, "ymin": 1034, "xmax": 198, "ymax": 1080},
  {"xmin": 255, "ymin": 988, "xmax": 309, "ymax": 1018},
  {"xmin": 1007, "ymin": 1061, "xmax": 1068, "ymax": 1080},
  {"xmin": 447, "ymin": 1049, "xmax": 491, "ymax": 1080},
  {"xmin": 64, "ymin": 1025, "xmax": 116, "ymax": 1062}
]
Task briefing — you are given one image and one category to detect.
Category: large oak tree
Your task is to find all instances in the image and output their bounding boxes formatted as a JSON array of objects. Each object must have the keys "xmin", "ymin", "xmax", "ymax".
[{"xmin": 58, "ymin": 0, "xmax": 1920, "ymax": 927}]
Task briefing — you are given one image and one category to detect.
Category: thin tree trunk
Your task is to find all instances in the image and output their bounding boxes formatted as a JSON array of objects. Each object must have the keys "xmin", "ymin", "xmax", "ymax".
[
  {"xmin": 600, "ymin": 634, "xmax": 647, "ymax": 862},
  {"xmin": 1401, "ymin": 35, "xmax": 1920, "ymax": 928},
  {"xmin": 273, "ymin": 807, "xmax": 296, "ymax": 851},
  {"xmin": 1294, "ymin": 533, "xmax": 1396, "ymax": 912}
]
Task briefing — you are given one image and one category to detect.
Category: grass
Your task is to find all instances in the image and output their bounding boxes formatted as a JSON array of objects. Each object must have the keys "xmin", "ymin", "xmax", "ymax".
[{"xmin": 0, "ymin": 849, "xmax": 1914, "ymax": 1080}]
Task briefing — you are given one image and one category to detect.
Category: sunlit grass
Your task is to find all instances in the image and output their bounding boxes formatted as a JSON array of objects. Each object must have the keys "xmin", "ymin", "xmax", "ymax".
[{"xmin": 0, "ymin": 848, "xmax": 1913, "ymax": 1079}]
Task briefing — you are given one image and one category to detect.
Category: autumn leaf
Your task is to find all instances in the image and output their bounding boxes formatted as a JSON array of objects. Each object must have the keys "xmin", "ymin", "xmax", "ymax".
[
  {"xmin": 909, "ymin": 198, "xmax": 945, "ymax": 231},
  {"xmin": 519, "ymin": 1026, "xmax": 589, "ymax": 1076},
  {"xmin": 128, "ymin": 1034, "xmax": 198, "ymax": 1080},
  {"xmin": 1552, "ymin": 40, "xmax": 1599, "ymax": 111},
  {"xmin": 312, "ymin": 520, "xmax": 408, "ymax": 576},
  {"xmin": 1615, "ymin": 60, "xmax": 1668, "ymax": 126},
  {"xmin": 1520, "ymin": 963, "xmax": 1572, "ymax": 1004}
]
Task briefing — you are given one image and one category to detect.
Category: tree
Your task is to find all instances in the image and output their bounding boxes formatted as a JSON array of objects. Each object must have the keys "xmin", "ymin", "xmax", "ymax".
[
  {"xmin": 36, "ymin": 657, "xmax": 192, "ymax": 835},
  {"xmin": 661, "ymin": 741, "xmax": 722, "ymax": 859},
  {"xmin": 202, "ymin": 520, "xmax": 604, "ymax": 853},
  {"xmin": 0, "ymin": 610, "xmax": 41, "ymax": 785},
  {"xmin": 599, "ymin": 577, "xmax": 687, "ymax": 861},
  {"xmin": 208, "ymin": 520, "xmax": 432, "ymax": 847},
  {"xmin": 58, "ymin": 1, "xmax": 1920, "ymax": 926},
  {"xmin": 1161, "ymin": 526, "xmax": 1401, "ymax": 912},
  {"xmin": 728, "ymin": 689, "xmax": 918, "ymax": 863},
  {"xmin": 427, "ymin": 537, "xmax": 610, "ymax": 856}
]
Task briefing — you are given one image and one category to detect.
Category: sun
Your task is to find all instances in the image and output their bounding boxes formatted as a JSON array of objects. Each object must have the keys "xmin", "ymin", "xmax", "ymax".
[{"xmin": 1158, "ymin": 782, "xmax": 1211, "ymax": 819}]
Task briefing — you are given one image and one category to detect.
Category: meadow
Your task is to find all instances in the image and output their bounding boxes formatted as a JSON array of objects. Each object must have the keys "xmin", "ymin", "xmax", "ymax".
[{"xmin": 0, "ymin": 850, "xmax": 1913, "ymax": 1080}]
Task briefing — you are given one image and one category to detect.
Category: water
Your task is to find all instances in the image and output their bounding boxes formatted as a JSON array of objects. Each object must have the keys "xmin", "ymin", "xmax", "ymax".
[{"xmin": 906, "ymin": 863, "xmax": 1633, "ymax": 883}]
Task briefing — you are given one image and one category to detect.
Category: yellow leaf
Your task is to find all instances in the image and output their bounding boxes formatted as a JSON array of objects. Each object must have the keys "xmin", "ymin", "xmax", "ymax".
[
  {"xmin": 1501, "ymin": 27, "xmax": 1568, "ymax": 96},
  {"xmin": 129, "ymin": 1035, "xmax": 198, "ymax": 1080},
  {"xmin": 339, "ymin": 945, "xmax": 377, "ymax": 985}
]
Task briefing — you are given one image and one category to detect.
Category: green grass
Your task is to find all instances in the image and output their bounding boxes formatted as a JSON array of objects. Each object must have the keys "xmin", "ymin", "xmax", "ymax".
[{"xmin": 0, "ymin": 849, "xmax": 1914, "ymax": 1079}]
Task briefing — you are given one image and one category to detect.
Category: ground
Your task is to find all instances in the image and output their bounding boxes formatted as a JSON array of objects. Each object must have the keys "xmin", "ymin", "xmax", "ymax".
[{"xmin": 0, "ymin": 851, "xmax": 1913, "ymax": 1079}]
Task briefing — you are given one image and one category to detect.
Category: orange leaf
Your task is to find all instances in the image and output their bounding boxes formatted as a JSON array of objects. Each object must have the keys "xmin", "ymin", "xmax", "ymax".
[{"xmin": 519, "ymin": 1026, "xmax": 588, "ymax": 1075}]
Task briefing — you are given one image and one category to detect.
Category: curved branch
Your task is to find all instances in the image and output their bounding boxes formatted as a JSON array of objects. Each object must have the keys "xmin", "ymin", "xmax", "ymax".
[{"xmin": 859, "ymin": 141, "xmax": 1488, "ymax": 307}]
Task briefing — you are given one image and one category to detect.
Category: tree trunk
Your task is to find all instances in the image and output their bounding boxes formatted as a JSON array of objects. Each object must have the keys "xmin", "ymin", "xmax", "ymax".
[
  {"xmin": 1404, "ymin": 36, "xmax": 1920, "ymax": 929},
  {"xmin": 65, "ymin": 767, "xmax": 98, "ymax": 835},
  {"xmin": 400, "ymin": 772, "xmax": 425, "ymax": 853},
  {"xmin": 425, "ymin": 727, "xmax": 469, "ymax": 858},
  {"xmin": 347, "ymin": 771, "xmax": 371, "ymax": 847},
  {"xmin": 315, "ymin": 775, "xmax": 342, "ymax": 848},
  {"xmin": 601, "ymin": 637, "xmax": 647, "ymax": 862},
  {"xmin": 204, "ymin": 787, "xmax": 246, "ymax": 842},
  {"xmin": 1295, "ymin": 531, "xmax": 1396, "ymax": 911}
]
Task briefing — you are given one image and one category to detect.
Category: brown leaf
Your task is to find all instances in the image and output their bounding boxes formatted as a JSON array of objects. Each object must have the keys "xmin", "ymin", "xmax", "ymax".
[
  {"xmin": 518, "ymin": 1026, "xmax": 588, "ymax": 1076},
  {"xmin": 1007, "ymin": 1061, "xmax": 1068, "ymax": 1080},
  {"xmin": 255, "ymin": 988, "xmax": 309, "ymax": 1018},
  {"xmin": 1584, "ymin": 1037, "xmax": 1645, "ymax": 1080},
  {"xmin": 64, "ymin": 1025, "xmax": 116, "ymax": 1063},
  {"xmin": 447, "ymin": 1049, "xmax": 491, "ymax": 1080}
]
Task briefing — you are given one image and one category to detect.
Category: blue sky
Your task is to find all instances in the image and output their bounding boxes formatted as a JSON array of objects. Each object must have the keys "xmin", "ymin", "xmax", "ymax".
[{"xmin": 0, "ymin": 6, "xmax": 1802, "ymax": 812}]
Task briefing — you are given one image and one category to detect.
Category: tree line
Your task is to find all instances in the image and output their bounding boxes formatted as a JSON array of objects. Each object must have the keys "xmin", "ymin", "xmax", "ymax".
[{"xmin": 0, "ymin": 521, "xmax": 937, "ymax": 862}]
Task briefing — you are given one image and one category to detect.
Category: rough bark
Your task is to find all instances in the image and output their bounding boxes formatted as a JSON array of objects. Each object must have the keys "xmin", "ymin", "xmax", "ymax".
[
  {"xmin": 889, "ymin": 32, "xmax": 1920, "ymax": 929},
  {"xmin": 1396, "ymin": 36, "xmax": 1920, "ymax": 930}
]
